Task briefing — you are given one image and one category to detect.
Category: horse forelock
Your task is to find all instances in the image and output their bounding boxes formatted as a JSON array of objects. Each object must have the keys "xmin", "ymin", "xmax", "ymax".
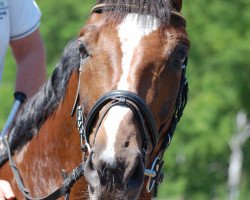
[
  {"xmin": 96, "ymin": 0, "xmax": 172, "ymax": 24},
  {"xmin": 0, "ymin": 40, "xmax": 80, "ymax": 165}
]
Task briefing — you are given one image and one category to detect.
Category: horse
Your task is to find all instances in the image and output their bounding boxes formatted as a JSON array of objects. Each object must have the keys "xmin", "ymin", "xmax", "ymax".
[{"xmin": 0, "ymin": 0, "xmax": 189, "ymax": 199}]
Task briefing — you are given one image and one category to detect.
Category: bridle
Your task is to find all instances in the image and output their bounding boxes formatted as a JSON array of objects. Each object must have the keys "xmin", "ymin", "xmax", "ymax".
[
  {"xmin": 79, "ymin": 90, "xmax": 159, "ymax": 156},
  {"xmin": 75, "ymin": 57, "xmax": 188, "ymax": 196},
  {"xmin": 74, "ymin": 62, "xmax": 188, "ymax": 195},
  {"xmin": 91, "ymin": 3, "xmax": 186, "ymax": 25},
  {"xmin": 80, "ymin": 4, "xmax": 188, "ymax": 195},
  {"xmin": 3, "ymin": 4, "xmax": 188, "ymax": 200}
]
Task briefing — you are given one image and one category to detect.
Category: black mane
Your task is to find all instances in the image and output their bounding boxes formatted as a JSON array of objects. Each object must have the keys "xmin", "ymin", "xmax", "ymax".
[
  {"xmin": 0, "ymin": 40, "xmax": 80, "ymax": 165},
  {"xmin": 96, "ymin": 0, "xmax": 172, "ymax": 23}
]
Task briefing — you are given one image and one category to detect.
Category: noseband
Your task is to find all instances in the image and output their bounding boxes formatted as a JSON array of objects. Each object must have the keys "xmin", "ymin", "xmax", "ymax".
[{"xmin": 79, "ymin": 90, "xmax": 158, "ymax": 157}]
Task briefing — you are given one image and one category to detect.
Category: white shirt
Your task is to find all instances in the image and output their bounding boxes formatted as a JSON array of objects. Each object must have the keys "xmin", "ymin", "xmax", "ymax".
[{"xmin": 0, "ymin": 0, "xmax": 41, "ymax": 81}]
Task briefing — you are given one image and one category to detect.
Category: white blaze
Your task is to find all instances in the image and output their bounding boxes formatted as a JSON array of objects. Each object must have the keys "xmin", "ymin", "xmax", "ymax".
[
  {"xmin": 101, "ymin": 14, "xmax": 159, "ymax": 166},
  {"xmin": 117, "ymin": 14, "xmax": 159, "ymax": 90},
  {"xmin": 102, "ymin": 106, "xmax": 129, "ymax": 167}
]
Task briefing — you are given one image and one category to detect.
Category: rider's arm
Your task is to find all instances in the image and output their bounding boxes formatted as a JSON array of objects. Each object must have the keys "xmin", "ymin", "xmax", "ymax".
[
  {"xmin": 8, "ymin": 0, "xmax": 46, "ymax": 98},
  {"xmin": 10, "ymin": 28, "xmax": 46, "ymax": 98}
]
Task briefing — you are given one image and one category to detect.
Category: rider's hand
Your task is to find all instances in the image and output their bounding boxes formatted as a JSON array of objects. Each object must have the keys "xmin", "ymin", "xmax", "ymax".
[{"xmin": 0, "ymin": 180, "xmax": 15, "ymax": 200}]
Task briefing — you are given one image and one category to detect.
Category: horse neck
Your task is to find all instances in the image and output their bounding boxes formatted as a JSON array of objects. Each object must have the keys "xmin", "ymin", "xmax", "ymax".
[
  {"xmin": 8, "ymin": 71, "xmax": 86, "ymax": 198},
  {"xmin": 37, "ymin": 70, "xmax": 82, "ymax": 168}
]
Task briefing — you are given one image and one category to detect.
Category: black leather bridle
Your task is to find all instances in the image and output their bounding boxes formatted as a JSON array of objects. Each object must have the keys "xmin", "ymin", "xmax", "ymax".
[
  {"xmin": 75, "ymin": 56, "xmax": 188, "ymax": 195},
  {"xmin": 80, "ymin": 90, "xmax": 159, "ymax": 157},
  {"xmin": 76, "ymin": 59, "xmax": 188, "ymax": 160},
  {"xmin": 2, "ymin": 4, "xmax": 188, "ymax": 200}
]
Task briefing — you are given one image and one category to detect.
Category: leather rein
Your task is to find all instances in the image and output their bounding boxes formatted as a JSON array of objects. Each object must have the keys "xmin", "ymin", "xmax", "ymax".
[{"xmin": 3, "ymin": 4, "xmax": 188, "ymax": 200}]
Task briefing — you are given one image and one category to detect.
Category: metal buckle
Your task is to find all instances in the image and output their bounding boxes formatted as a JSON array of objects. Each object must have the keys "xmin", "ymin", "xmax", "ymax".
[
  {"xmin": 76, "ymin": 106, "xmax": 91, "ymax": 153},
  {"xmin": 77, "ymin": 106, "xmax": 85, "ymax": 134},
  {"xmin": 145, "ymin": 157, "xmax": 164, "ymax": 193}
]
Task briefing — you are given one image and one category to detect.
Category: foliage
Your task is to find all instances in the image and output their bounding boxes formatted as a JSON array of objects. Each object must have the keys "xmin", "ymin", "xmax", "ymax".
[
  {"xmin": 0, "ymin": 0, "xmax": 95, "ymax": 127},
  {"xmin": 158, "ymin": 0, "xmax": 250, "ymax": 199},
  {"xmin": 0, "ymin": 0, "xmax": 249, "ymax": 199}
]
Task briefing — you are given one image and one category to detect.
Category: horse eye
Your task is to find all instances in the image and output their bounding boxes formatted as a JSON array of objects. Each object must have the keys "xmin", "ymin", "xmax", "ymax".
[
  {"xmin": 176, "ymin": 49, "xmax": 188, "ymax": 63},
  {"xmin": 78, "ymin": 41, "xmax": 89, "ymax": 58}
]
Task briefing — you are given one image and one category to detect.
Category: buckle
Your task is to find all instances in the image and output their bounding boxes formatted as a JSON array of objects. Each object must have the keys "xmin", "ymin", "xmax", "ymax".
[{"xmin": 144, "ymin": 157, "xmax": 164, "ymax": 193}]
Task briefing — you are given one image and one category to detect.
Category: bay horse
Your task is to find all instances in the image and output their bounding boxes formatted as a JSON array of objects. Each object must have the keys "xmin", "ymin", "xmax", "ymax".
[{"xmin": 0, "ymin": 0, "xmax": 189, "ymax": 199}]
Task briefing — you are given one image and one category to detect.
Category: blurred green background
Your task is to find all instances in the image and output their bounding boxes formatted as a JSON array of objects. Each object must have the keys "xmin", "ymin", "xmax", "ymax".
[{"xmin": 0, "ymin": 0, "xmax": 249, "ymax": 199}]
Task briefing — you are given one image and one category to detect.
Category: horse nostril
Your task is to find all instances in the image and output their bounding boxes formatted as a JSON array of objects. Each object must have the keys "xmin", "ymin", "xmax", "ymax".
[
  {"xmin": 97, "ymin": 164, "xmax": 111, "ymax": 186},
  {"xmin": 124, "ymin": 141, "xmax": 129, "ymax": 148},
  {"xmin": 127, "ymin": 156, "xmax": 144, "ymax": 189}
]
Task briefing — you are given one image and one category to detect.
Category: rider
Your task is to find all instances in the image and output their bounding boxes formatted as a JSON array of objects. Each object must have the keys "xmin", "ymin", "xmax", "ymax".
[{"xmin": 0, "ymin": 0, "xmax": 46, "ymax": 199}]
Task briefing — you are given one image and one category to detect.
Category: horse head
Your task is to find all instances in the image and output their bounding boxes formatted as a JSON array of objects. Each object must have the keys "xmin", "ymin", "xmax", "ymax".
[
  {"xmin": 0, "ymin": 1, "xmax": 190, "ymax": 199},
  {"xmin": 76, "ymin": 0, "xmax": 189, "ymax": 199}
]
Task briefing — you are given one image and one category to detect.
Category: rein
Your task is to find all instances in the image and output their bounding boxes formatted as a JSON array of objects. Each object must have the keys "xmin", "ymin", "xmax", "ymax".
[{"xmin": 2, "ymin": 136, "xmax": 85, "ymax": 200}]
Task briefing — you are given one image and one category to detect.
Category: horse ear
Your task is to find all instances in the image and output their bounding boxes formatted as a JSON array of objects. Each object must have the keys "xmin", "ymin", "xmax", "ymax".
[{"xmin": 173, "ymin": 0, "xmax": 183, "ymax": 12}]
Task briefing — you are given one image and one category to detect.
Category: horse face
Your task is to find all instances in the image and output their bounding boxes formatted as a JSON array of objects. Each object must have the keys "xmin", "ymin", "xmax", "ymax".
[{"xmin": 78, "ymin": 10, "xmax": 189, "ymax": 200}]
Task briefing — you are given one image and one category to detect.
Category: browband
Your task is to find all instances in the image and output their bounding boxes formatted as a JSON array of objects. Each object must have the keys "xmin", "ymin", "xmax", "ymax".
[{"xmin": 91, "ymin": 3, "xmax": 186, "ymax": 26}]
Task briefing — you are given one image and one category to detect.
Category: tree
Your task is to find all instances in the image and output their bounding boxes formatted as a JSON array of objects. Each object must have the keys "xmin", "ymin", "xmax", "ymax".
[
  {"xmin": 158, "ymin": 0, "xmax": 250, "ymax": 199},
  {"xmin": 1, "ymin": 0, "xmax": 249, "ymax": 199}
]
